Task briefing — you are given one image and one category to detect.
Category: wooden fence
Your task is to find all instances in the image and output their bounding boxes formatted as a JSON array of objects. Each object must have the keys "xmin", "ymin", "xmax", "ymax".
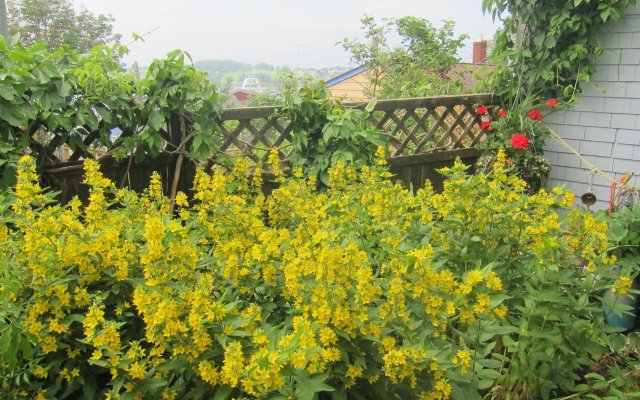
[{"xmin": 40, "ymin": 93, "xmax": 498, "ymax": 202}]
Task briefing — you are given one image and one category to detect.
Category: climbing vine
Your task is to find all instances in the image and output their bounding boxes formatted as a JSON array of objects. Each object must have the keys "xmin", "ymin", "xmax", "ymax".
[
  {"xmin": 484, "ymin": 0, "xmax": 637, "ymax": 104},
  {"xmin": 0, "ymin": 38, "xmax": 221, "ymax": 190}
]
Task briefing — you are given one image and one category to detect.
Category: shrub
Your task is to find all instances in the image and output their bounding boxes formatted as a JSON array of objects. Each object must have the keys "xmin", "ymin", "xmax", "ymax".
[{"xmin": 0, "ymin": 151, "xmax": 622, "ymax": 399}]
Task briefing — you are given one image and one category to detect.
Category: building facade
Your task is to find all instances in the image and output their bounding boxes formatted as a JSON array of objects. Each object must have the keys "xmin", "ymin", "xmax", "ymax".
[{"xmin": 544, "ymin": 3, "xmax": 640, "ymax": 209}]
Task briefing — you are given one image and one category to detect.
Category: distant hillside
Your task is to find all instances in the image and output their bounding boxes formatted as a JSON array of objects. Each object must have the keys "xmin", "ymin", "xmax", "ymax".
[{"xmin": 193, "ymin": 59, "xmax": 349, "ymax": 88}]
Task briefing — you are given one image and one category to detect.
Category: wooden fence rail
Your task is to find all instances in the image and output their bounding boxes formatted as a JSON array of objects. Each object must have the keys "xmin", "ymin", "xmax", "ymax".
[{"xmin": 39, "ymin": 93, "xmax": 498, "ymax": 202}]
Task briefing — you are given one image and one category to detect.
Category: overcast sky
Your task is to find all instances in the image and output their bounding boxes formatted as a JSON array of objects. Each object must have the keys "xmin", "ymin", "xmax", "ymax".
[{"xmin": 73, "ymin": 0, "xmax": 501, "ymax": 68}]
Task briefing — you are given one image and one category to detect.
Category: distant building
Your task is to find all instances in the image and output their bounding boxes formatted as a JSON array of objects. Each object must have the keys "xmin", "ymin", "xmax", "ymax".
[
  {"xmin": 326, "ymin": 41, "xmax": 491, "ymax": 100},
  {"xmin": 325, "ymin": 65, "xmax": 372, "ymax": 101},
  {"xmin": 242, "ymin": 77, "xmax": 261, "ymax": 91},
  {"xmin": 228, "ymin": 89, "xmax": 251, "ymax": 107}
]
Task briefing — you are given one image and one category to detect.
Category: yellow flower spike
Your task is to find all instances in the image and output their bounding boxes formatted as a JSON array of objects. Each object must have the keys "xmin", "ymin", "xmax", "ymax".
[
  {"xmin": 267, "ymin": 147, "xmax": 285, "ymax": 182},
  {"xmin": 451, "ymin": 349, "xmax": 472, "ymax": 374},
  {"xmin": 375, "ymin": 145, "xmax": 387, "ymax": 165},
  {"xmin": 612, "ymin": 276, "xmax": 633, "ymax": 297}
]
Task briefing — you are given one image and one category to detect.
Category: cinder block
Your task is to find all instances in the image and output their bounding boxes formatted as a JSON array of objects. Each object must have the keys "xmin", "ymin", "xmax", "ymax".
[
  {"xmin": 580, "ymin": 140, "xmax": 613, "ymax": 157},
  {"xmin": 601, "ymin": 32, "xmax": 620, "ymax": 48},
  {"xmin": 593, "ymin": 65, "xmax": 619, "ymax": 81},
  {"xmin": 608, "ymin": 82, "xmax": 628, "ymax": 97},
  {"xmin": 557, "ymin": 124, "xmax": 586, "ymax": 140},
  {"xmin": 619, "ymin": 65, "xmax": 637, "ymax": 81},
  {"xmin": 580, "ymin": 112, "xmax": 612, "ymax": 128},
  {"xmin": 577, "ymin": 97, "xmax": 606, "ymax": 112},
  {"xmin": 593, "ymin": 185, "xmax": 611, "ymax": 202},
  {"xmin": 625, "ymin": 16, "xmax": 640, "ymax": 32},
  {"xmin": 565, "ymin": 167, "xmax": 591, "ymax": 183},
  {"xmin": 626, "ymin": 82, "xmax": 640, "ymax": 98},
  {"xmin": 608, "ymin": 19, "xmax": 626, "ymax": 33},
  {"xmin": 621, "ymin": 49, "xmax": 640, "ymax": 64},
  {"xmin": 632, "ymin": 146, "xmax": 640, "ymax": 160},
  {"xmin": 625, "ymin": 3, "xmax": 640, "ymax": 15},
  {"xmin": 631, "ymin": 99, "xmax": 640, "ymax": 113},
  {"xmin": 597, "ymin": 49, "xmax": 622, "ymax": 64},
  {"xmin": 564, "ymin": 111, "xmax": 582, "ymax": 125},
  {"xmin": 611, "ymin": 114, "xmax": 637, "ymax": 129},
  {"xmin": 545, "ymin": 150, "xmax": 559, "ymax": 165},
  {"xmin": 616, "ymin": 129, "xmax": 640, "ymax": 145},
  {"xmin": 619, "ymin": 32, "xmax": 636, "ymax": 48},
  {"xmin": 612, "ymin": 143, "xmax": 635, "ymax": 159},
  {"xmin": 595, "ymin": 113, "xmax": 613, "ymax": 127},
  {"xmin": 582, "ymin": 155, "xmax": 614, "ymax": 171},
  {"xmin": 556, "ymin": 152, "xmax": 582, "ymax": 168},
  {"xmin": 549, "ymin": 167, "xmax": 566, "ymax": 181},
  {"xmin": 613, "ymin": 158, "xmax": 640, "ymax": 174},
  {"xmin": 604, "ymin": 98, "xmax": 631, "ymax": 113},
  {"xmin": 546, "ymin": 137, "xmax": 581, "ymax": 154},
  {"xmin": 585, "ymin": 126, "xmax": 616, "ymax": 142},
  {"xmin": 580, "ymin": 84, "xmax": 604, "ymax": 97},
  {"xmin": 544, "ymin": 111, "xmax": 565, "ymax": 124}
]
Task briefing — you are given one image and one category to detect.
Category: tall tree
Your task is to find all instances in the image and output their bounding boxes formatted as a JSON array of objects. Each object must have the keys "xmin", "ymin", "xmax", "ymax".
[
  {"xmin": 339, "ymin": 16, "xmax": 468, "ymax": 98},
  {"xmin": 7, "ymin": 0, "xmax": 120, "ymax": 53}
]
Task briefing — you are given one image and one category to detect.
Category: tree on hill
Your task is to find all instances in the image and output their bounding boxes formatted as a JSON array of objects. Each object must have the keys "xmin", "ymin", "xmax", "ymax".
[
  {"xmin": 7, "ymin": 0, "xmax": 120, "ymax": 53},
  {"xmin": 339, "ymin": 15, "xmax": 468, "ymax": 98}
]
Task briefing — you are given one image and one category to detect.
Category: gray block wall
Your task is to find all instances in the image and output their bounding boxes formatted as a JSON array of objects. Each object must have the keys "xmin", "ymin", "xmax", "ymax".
[{"xmin": 544, "ymin": 3, "xmax": 640, "ymax": 209}]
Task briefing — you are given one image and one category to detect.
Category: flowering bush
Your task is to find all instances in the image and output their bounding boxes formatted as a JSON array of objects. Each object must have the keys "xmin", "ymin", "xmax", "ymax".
[
  {"xmin": 475, "ymin": 100, "xmax": 555, "ymax": 192},
  {"xmin": 0, "ymin": 151, "xmax": 626, "ymax": 399}
]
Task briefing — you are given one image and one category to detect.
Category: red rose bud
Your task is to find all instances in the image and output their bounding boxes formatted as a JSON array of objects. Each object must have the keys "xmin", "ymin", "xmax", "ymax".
[
  {"xmin": 497, "ymin": 109, "xmax": 507, "ymax": 117},
  {"xmin": 479, "ymin": 121, "xmax": 493, "ymax": 132},
  {"xmin": 527, "ymin": 108, "xmax": 544, "ymax": 120},
  {"xmin": 476, "ymin": 105, "xmax": 488, "ymax": 115},
  {"xmin": 545, "ymin": 98, "xmax": 558, "ymax": 107},
  {"xmin": 510, "ymin": 133, "xmax": 530, "ymax": 149}
]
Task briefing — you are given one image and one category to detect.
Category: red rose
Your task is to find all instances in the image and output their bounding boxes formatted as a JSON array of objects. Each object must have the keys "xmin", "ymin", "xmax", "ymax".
[
  {"xmin": 476, "ymin": 105, "xmax": 488, "ymax": 115},
  {"xmin": 497, "ymin": 109, "xmax": 507, "ymax": 117},
  {"xmin": 510, "ymin": 133, "xmax": 530, "ymax": 149},
  {"xmin": 527, "ymin": 108, "xmax": 544, "ymax": 120},
  {"xmin": 545, "ymin": 98, "xmax": 558, "ymax": 107},
  {"xmin": 479, "ymin": 121, "xmax": 493, "ymax": 132}
]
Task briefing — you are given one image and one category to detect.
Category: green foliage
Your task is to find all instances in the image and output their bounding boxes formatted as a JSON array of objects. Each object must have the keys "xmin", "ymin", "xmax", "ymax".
[
  {"xmin": 7, "ymin": 0, "xmax": 121, "ymax": 53},
  {"xmin": 124, "ymin": 50, "xmax": 221, "ymax": 162},
  {"xmin": 483, "ymin": 0, "xmax": 638, "ymax": 103},
  {"xmin": 339, "ymin": 15, "xmax": 469, "ymax": 98},
  {"xmin": 245, "ymin": 71, "xmax": 315, "ymax": 107},
  {"xmin": 432, "ymin": 158, "xmax": 623, "ymax": 399},
  {"xmin": 0, "ymin": 39, "xmax": 221, "ymax": 189},
  {"xmin": 282, "ymin": 81, "xmax": 387, "ymax": 184}
]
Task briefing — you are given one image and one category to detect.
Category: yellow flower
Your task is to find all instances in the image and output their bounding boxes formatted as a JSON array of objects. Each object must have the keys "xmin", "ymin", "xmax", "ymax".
[
  {"xmin": 127, "ymin": 361, "xmax": 147, "ymax": 379},
  {"xmin": 452, "ymin": 349, "xmax": 472, "ymax": 374},
  {"xmin": 612, "ymin": 276, "xmax": 633, "ymax": 297}
]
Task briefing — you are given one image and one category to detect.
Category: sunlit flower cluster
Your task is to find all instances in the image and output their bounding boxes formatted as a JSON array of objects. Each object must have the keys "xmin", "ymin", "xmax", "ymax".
[{"xmin": 0, "ymin": 152, "xmax": 615, "ymax": 399}]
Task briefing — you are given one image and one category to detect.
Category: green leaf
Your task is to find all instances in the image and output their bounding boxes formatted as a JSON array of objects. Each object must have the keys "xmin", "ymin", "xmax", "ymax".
[
  {"xmin": 295, "ymin": 372, "xmax": 335, "ymax": 400},
  {"xmin": 0, "ymin": 85, "xmax": 17, "ymax": 101},
  {"xmin": 139, "ymin": 378, "xmax": 169, "ymax": 392},
  {"xmin": 149, "ymin": 109, "xmax": 165, "ymax": 131},
  {"xmin": 213, "ymin": 385, "xmax": 233, "ymax": 400},
  {"xmin": 0, "ymin": 327, "xmax": 12, "ymax": 355}
]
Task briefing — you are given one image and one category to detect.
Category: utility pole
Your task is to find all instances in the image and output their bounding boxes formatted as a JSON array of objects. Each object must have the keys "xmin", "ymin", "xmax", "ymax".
[
  {"xmin": 292, "ymin": 43, "xmax": 307, "ymax": 70},
  {"xmin": 0, "ymin": 0, "xmax": 7, "ymax": 38}
]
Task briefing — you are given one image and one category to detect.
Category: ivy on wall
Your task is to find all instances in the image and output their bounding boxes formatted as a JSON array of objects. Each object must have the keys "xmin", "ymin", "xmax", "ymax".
[{"xmin": 484, "ymin": 0, "xmax": 638, "ymax": 104}]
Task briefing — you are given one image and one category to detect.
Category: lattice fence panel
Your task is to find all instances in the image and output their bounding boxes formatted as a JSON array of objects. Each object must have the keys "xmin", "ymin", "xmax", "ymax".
[
  {"xmin": 32, "ymin": 94, "xmax": 497, "ymax": 167},
  {"xmin": 217, "ymin": 94, "xmax": 497, "ymax": 162}
]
